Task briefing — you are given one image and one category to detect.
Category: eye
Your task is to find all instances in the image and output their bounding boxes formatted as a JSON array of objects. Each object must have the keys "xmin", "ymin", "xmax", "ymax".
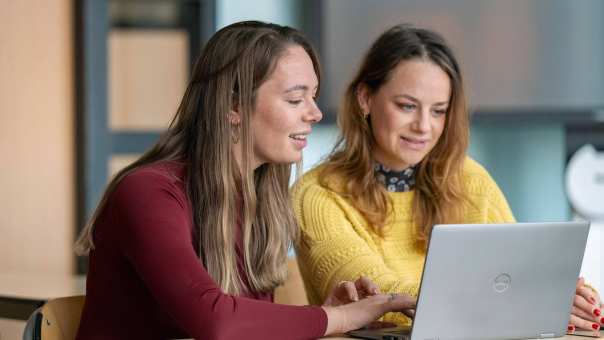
[
  {"xmin": 287, "ymin": 99, "xmax": 302, "ymax": 106},
  {"xmin": 432, "ymin": 108, "xmax": 448, "ymax": 116},
  {"xmin": 397, "ymin": 103, "xmax": 416, "ymax": 112}
]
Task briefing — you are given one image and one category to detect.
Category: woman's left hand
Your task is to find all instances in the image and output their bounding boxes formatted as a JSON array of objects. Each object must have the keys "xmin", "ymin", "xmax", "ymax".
[
  {"xmin": 568, "ymin": 277, "xmax": 602, "ymax": 336},
  {"xmin": 323, "ymin": 276, "xmax": 381, "ymax": 307}
]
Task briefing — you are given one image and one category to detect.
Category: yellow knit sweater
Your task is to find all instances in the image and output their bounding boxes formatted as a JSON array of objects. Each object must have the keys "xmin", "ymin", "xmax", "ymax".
[{"xmin": 292, "ymin": 157, "xmax": 516, "ymax": 325}]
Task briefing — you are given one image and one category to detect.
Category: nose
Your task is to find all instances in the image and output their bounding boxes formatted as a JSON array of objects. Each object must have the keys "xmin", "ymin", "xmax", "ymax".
[
  {"xmin": 412, "ymin": 109, "xmax": 431, "ymax": 133},
  {"xmin": 303, "ymin": 100, "xmax": 323, "ymax": 124}
]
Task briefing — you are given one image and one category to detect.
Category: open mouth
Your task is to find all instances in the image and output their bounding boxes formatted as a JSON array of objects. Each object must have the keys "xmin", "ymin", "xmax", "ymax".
[
  {"xmin": 289, "ymin": 133, "xmax": 308, "ymax": 141},
  {"xmin": 401, "ymin": 136, "xmax": 428, "ymax": 149},
  {"xmin": 289, "ymin": 133, "xmax": 309, "ymax": 149}
]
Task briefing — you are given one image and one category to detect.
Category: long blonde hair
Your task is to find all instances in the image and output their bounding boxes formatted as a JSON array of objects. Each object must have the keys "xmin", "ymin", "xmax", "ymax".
[
  {"xmin": 320, "ymin": 24, "xmax": 468, "ymax": 246},
  {"xmin": 75, "ymin": 21, "xmax": 321, "ymax": 294}
]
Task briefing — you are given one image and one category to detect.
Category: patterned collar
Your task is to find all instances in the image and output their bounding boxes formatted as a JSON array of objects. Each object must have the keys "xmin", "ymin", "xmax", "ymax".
[{"xmin": 374, "ymin": 163, "xmax": 417, "ymax": 192}]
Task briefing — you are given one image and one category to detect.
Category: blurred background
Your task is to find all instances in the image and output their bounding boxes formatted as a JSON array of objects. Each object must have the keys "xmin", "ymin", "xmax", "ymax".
[{"xmin": 1, "ymin": 0, "xmax": 603, "ymax": 337}]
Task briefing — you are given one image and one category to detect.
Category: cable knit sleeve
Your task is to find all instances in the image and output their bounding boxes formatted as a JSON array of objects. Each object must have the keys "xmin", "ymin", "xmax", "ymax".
[
  {"xmin": 292, "ymin": 159, "xmax": 516, "ymax": 327},
  {"xmin": 463, "ymin": 158, "xmax": 516, "ymax": 224},
  {"xmin": 293, "ymin": 179, "xmax": 419, "ymax": 311},
  {"xmin": 486, "ymin": 181, "xmax": 516, "ymax": 223}
]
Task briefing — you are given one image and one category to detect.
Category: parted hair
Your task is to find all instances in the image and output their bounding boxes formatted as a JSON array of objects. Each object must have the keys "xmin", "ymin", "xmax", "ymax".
[
  {"xmin": 319, "ymin": 24, "xmax": 469, "ymax": 246},
  {"xmin": 75, "ymin": 21, "xmax": 321, "ymax": 294}
]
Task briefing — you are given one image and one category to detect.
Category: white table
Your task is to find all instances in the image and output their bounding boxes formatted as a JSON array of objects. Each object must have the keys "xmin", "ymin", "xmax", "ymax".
[{"xmin": 323, "ymin": 335, "xmax": 601, "ymax": 339}]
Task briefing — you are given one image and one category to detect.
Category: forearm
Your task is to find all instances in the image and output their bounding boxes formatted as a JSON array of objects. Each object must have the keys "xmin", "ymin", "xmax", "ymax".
[
  {"xmin": 301, "ymin": 246, "xmax": 420, "ymax": 302},
  {"xmin": 321, "ymin": 294, "xmax": 414, "ymax": 335}
]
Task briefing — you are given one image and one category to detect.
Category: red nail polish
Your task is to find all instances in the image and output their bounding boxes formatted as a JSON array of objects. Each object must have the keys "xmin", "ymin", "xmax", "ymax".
[
  {"xmin": 592, "ymin": 323, "xmax": 599, "ymax": 330},
  {"xmin": 601, "ymin": 316, "xmax": 604, "ymax": 324},
  {"xmin": 595, "ymin": 309, "xmax": 602, "ymax": 316},
  {"xmin": 567, "ymin": 325, "xmax": 575, "ymax": 332}
]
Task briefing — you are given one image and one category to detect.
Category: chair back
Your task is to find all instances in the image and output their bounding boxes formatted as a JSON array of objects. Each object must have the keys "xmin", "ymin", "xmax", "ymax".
[{"xmin": 23, "ymin": 295, "xmax": 85, "ymax": 340}]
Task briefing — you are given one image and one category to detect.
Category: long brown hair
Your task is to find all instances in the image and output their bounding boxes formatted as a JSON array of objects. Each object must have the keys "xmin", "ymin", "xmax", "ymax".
[
  {"xmin": 320, "ymin": 24, "xmax": 468, "ymax": 246},
  {"xmin": 75, "ymin": 21, "xmax": 321, "ymax": 294}
]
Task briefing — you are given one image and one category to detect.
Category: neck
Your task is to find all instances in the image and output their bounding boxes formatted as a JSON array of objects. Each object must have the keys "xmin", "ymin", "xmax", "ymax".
[
  {"xmin": 374, "ymin": 161, "xmax": 417, "ymax": 192},
  {"xmin": 373, "ymin": 153, "xmax": 412, "ymax": 172},
  {"xmin": 232, "ymin": 143, "xmax": 263, "ymax": 172}
]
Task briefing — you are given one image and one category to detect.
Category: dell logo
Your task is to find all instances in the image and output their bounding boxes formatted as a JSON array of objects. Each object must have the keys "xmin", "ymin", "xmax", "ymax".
[{"xmin": 493, "ymin": 273, "xmax": 511, "ymax": 293}]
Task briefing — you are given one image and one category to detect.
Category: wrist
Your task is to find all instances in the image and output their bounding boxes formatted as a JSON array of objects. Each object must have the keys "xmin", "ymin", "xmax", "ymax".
[{"xmin": 322, "ymin": 305, "xmax": 344, "ymax": 335}]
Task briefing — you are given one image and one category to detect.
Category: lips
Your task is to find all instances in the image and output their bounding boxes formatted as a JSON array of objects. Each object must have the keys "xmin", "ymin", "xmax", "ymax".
[
  {"xmin": 289, "ymin": 132, "xmax": 310, "ymax": 149},
  {"xmin": 289, "ymin": 134, "xmax": 308, "ymax": 141},
  {"xmin": 289, "ymin": 130, "xmax": 311, "ymax": 140},
  {"xmin": 400, "ymin": 136, "xmax": 429, "ymax": 150}
]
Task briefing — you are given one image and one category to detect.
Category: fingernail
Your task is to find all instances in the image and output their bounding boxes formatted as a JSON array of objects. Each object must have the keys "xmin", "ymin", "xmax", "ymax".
[
  {"xmin": 592, "ymin": 323, "xmax": 600, "ymax": 330},
  {"xmin": 600, "ymin": 316, "xmax": 604, "ymax": 324},
  {"xmin": 567, "ymin": 325, "xmax": 575, "ymax": 333},
  {"xmin": 595, "ymin": 308, "xmax": 602, "ymax": 316}
]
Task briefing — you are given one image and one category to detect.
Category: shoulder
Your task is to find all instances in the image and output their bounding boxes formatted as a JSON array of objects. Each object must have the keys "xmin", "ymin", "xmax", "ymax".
[
  {"xmin": 460, "ymin": 157, "xmax": 515, "ymax": 221},
  {"xmin": 460, "ymin": 157, "xmax": 500, "ymax": 196},
  {"xmin": 292, "ymin": 165, "xmax": 344, "ymax": 204},
  {"xmin": 110, "ymin": 161, "xmax": 192, "ymax": 231},
  {"xmin": 119, "ymin": 161, "xmax": 184, "ymax": 190},
  {"xmin": 461, "ymin": 157, "xmax": 491, "ymax": 180},
  {"xmin": 121, "ymin": 161, "xmax": 184, "ymax": 186},
  {"xmin": 112, "ymin": 161, "xmax": 188, "ymax": 209},
  {"xmin": 292, "ymin": 167, "xmax": 364, "ymax": 241},
  {"xmin": 292, "ymin": 166, "xmax": 353, "ymax": 219},
  {"xmin": 292, "ymin": 166, "xmax": 322, "ymax": 199}
]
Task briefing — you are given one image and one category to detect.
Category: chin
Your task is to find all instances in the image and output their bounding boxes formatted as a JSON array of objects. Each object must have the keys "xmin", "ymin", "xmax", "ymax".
[
  {"xmin": 286, "ymin": 154, "xmax": 303, "ymax": 164},
  {"xmin": 393, "ymin": 156, "xmax": 422, "ymax": 168},
  {"xmin": 268, "ymin": 154, "xmax": 301, "ymax": 165}
]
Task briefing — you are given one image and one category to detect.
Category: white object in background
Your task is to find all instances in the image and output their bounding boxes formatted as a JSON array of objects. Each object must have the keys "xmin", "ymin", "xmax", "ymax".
[
  {"xmin": 580, "ymin": 221, "xmax": 602, "ymax": 293},
  {"xmin": 566, "ymin": 144, "xmax": 604, "ymax": 219},
  {"xmin": 566, "ymin": 144, "xmax": 604, "ymax": 293}
]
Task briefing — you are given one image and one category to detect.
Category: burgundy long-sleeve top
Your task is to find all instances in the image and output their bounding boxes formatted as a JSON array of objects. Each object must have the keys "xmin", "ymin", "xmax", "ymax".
[{"xmin": 76, "ymin": 161, "xmax": 327, "ymax": 339}]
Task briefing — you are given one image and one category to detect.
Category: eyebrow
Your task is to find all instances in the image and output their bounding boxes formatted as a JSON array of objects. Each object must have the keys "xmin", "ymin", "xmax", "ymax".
[
  {"xmin": 284, "ymin": 84, "xmax": 318, "ymax": 94},
  {"xmin": 394, "ymin": 94, "xmax": 449, "ymax": 106}
]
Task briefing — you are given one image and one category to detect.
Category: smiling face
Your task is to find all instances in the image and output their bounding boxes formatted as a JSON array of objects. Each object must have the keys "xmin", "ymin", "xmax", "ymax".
[
  {"xmin": 358, "ymin": 59, "xmax": 451, "ymax": 171},
  {"xmin": 244, "ymin": 45, "xmax": 321, "ymax": 168}
]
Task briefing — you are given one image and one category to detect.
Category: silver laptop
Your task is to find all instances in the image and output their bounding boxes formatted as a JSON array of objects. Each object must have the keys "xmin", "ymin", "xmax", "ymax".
[{"xmin": 349, "ymin": 221, "xmax": 590, "ymax": 340}]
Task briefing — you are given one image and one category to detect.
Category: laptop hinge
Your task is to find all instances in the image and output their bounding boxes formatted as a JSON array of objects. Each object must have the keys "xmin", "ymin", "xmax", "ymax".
[{"xmin": 539, "ymin": 333, "xmax": 555, "ymax": 338}]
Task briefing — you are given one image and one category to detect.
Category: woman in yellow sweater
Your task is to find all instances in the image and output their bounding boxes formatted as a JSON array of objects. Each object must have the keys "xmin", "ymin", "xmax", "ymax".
[{"xmin": 292, "ymin": 23, "xmax": 602, "ymax": 334}]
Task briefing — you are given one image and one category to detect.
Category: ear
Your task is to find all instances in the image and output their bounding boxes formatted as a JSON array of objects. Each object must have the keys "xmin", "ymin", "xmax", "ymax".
[
  {"xmin": 356, "ymin": 83, "xmax": 372, "ymax": 115},
  {"xmin": 228, "ymin": 110, "xmax": 241, "ymax": 125}
]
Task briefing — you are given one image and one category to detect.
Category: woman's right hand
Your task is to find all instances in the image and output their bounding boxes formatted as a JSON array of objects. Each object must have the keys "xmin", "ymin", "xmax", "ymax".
[
  {"xmin": 322, "ymin": 293, "xmax": 416, "ymax": 335},
  {"xmin": 568, "ymin": 277, "xmax": 602, "ymax": 336}
]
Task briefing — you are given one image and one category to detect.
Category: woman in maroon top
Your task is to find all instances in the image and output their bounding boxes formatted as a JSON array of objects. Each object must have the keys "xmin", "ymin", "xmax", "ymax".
[{"xmin": 74, "ymin": 21, "xmax": 415, "ymax": 340}]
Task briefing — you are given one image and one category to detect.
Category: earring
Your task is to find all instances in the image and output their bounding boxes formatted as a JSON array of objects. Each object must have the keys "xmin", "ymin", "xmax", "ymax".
[{"xmin": 231, "ymin": 123, "xmax": 241, "ymax": 144}]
